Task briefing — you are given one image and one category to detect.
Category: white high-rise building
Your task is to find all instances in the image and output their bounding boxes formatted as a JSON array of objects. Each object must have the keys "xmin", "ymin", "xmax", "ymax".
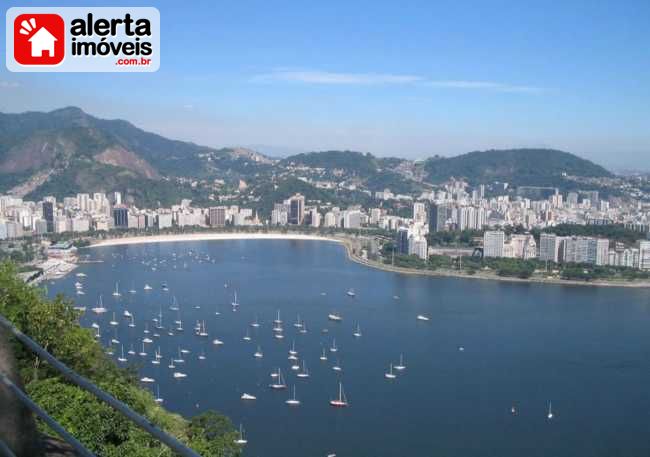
[
  {"xmin": 639, "ymin": 241, "xmax": 650, "ymax": 270},
  {"xmin": 483, "ymin": 231, "xmax": 505, "ymax": 258}
]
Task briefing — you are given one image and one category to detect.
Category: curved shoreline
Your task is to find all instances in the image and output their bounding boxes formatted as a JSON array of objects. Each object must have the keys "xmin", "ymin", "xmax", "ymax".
[
  {"xmin": 86, "ymin": 232, "xmax": 649, "ymax": 289},
  {"xmin": 89, "ymin": 232, "xmax": 342, "ymax": 248},
  {"xmin": 341, "ymin": 243, "xmax": 650, "ymax": 289}
]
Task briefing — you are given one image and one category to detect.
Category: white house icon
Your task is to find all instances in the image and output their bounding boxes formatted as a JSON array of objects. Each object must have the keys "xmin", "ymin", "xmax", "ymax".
[{"xmin": 28, "ymin": 27, "xmax": 57, "ymax": 57}]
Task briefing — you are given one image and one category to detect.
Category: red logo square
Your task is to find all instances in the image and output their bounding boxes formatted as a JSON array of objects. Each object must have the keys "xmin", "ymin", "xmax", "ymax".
[{"xmin": 13, "ymin": 14, "xmax": 65, "ymax": 66}]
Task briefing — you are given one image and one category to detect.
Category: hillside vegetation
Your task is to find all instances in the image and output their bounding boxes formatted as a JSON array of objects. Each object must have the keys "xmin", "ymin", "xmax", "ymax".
[{"xmin": 0, "ymin": 262, "xmax": 240, "ymax": 456}]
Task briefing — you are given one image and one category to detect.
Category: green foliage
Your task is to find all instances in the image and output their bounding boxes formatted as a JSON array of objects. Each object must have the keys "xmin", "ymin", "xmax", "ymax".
[
  {"xmin": 424, "ymin": 149, "xmax": 611, "ymax": 187},
  {"xmin": 0, "ymin": 262, "xmax": 240, "ymax": 456},
  {"xmin": 282, "ymin": 150, "xmax": 379, "ymax": 176},
  {"xmin": 538, "ymin": 223, "xmax": 647, "ymax": 246}
]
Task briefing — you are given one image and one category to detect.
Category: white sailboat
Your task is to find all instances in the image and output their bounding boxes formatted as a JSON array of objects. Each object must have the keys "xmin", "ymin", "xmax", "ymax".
[
  {"xmin": 117, "ymin": 345, "xmax": 127, "ymax": 363},
  {"xmin": 353, "ymin": 324, "xmax": 362, "ymax": 338},
  {"xmin": 347, "ymin": 288, "xmax": 355, "ymax": 297},
  {"xmin": 273, "ymin": 310, "xmax": 282, "ymax": 325},
  {"xmin": 91, "ymin": 295, "xmax": 107, "ymax": 314},
  {"xmin": 140, "ymin": 377, "xmax": 155, "ymax": 383},
  {"xmin": 112, "ymin": 282, "xmax": 121, "ymax": 297},
  {"xmin": 394, "ymin": 354, "xmax": 406, "ymax": 371},
  {"xmin": 231, "ymin": 291, "xmax": 240, "ymax": 309},
  {"xmin": 234, "ymin": 424, "xmax": 247, "ymax": 445},
  {"xmin": 416, "ymin": 314, "xmax": 430, "ymax": 321},
  {"xmin": 329, "ymin": 338, "xmax": 338, "ymax": 353},
  {"xmin": 127, "ymin": 344, "xmax": 136, "ymax": 356},
  {"xmin": 139, "ymin": 343, "xmax": 147, "ymax": 357},
  {"xmin": 198, "ymin": 350, "xmax": 206, "ymax": 360},
  {"xmin": 332, "ymin": 360, "xmax": 342, "ymax": 372},
  {"xmin": 293, "ymin": 315, "xmax": 303, "ymax": 328},
  {"xmin": 199, "ymin": 320, "xmax": 208, "ymax": 337},
  {"xmin": 329, "ymin": 382, "xmax": 349, "ymax": 407},
  {"xmin": 319, "ymin": 348, "xmax": 328, "ymax": 361},
  {"xmin": 250, "ymin": 315, "xmax": 260, "ymax": 328},
  {"xmin": 289, "ymin": 340, "xmax": 298, "ymax": 356},
  {"xmin": 109, "ymin": 312, "xmax": 118, "ymax": 326},
  {"xmin": 168, "ymin": 358, "xmax": 175, "ymax": 369},
  {"xmin": 269, "ymin": 368, "xmax": 287, "ymax": 389},
  {"xmin": 154, "ymin": 385, "xmax": 163, "ymax": 404},
  {"xmin": 286, "ymin": 385, "xmax": 301, "ymax": 406},
  {"xmin": 385, "ymin": 363, "xmax": 397, "ymax": 379},
  {"xmin": 144, "ymin": 283, "xmax": 152, "ymax": 291},
  {"xmin": 296, "ymin": 360, "xmax": 310, "ymax": 378},
  {"xmin": 253, "ymin": 345, "xmax": 263, "ymax": 358},
  {"xmin": 547, "ymin": 401, "xmax": 554, "ymax": 419},
  {"xmin": 243, "ymin": 329, "xmax": 252, "ymax": 341},
  {"xmin": 173, "ymin": 372, "xmax": 187, "ymax": 379}
]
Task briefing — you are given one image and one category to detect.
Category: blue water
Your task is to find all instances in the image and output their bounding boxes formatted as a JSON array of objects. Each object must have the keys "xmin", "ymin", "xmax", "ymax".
[{"xmin": 46, "ymin": 239, "xmax": 650, "ymax": 457}]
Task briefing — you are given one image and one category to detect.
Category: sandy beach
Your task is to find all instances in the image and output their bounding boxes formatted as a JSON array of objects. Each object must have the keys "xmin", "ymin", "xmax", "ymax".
[{"xmin": 90, "ymin": 232, "xmax": 342, "ymax": 248}]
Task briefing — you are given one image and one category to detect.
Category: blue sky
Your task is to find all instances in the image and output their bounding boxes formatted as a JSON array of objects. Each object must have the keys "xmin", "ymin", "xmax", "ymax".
[{"xmin": 1, "ymin": 0, "xmax": 649, "ymax": 169}]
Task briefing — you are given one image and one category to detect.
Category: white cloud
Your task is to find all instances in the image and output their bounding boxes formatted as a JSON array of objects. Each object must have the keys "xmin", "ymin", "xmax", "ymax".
[
  {"xmin": 252, "ymin": 69, "xmax": 544, "ymax": 93},
  {"xmin": 252, "ymin": 70, "xmax": 424, "ymax": 85}
]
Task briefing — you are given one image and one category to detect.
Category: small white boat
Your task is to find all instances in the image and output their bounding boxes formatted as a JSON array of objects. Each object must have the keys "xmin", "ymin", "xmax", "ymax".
[
  {"xmin": 269, "ymin": 368, "xmax": 287, "ymax": 389},
  {"xmin": 329, "ymin": 339, "xmax": 338, "ymax": 353},
  {"xmin": 293, "ymin": 315, "xmax": 303, "ymax": 328},
  {"xmin": 143, "ymin": 337, "xmax": 153, "ymax": 344},
  {"xmin": 123, "ymin": 310, "xmax": 132, "ymax": 318},
  {"xmin": 328, "ymin": 312, "xmax": 342, "ymax": 322},
  {"xmin": 250, "ymin": 315, "xmax": 260, "ymax": 328},
  {"xmin": 329, "ymin": 382, "xmax": 349, "ymax": 407},
  {"xmin": 109, "ymin": 312, "xmax": 118, "ymax": 326},
  {"xmin": 416, "ymin": 314, "xmax": 430, "ymax": 321},
  {"xmin": 243, "ymin": 329, "xmax": 252, "ymax": 341},
  {"xmin": 347, "ymin": 289, "xmax": 355, "ymax": 297},
  {"xmin": 394, "ymin": 354, "xmax": 406, "ymax": 371},
  {"xmin": 76, "ymin": 273, "xmax": 87, "ymax": 278},
  {"xmin": 212, "ymin": 338, "xmax": 224, "ymax": 346},
  {"xmin": 332, "ymin": 361, "xmax": 342, "ymax": 372},
  {"xmin": 253, "ymin": 346, "xmax": 263, "ymax": 358},
  {"xmin": 231, "ymin": 291, "xmax": 240, "ymax": 308},
  {"xmin": 273, "ymin": 310, "xmax": 282, "ymax": 325},
  {"xmin": 285, "ymin": 385, "xmax": 301, "ymax": 406},
  {"xmin": 173, "ymin": 372, "xmax": 187, "ymax": 379},
  {"xmin": 547, "ymin": 401, "xmax": 554, "ymax": 419},
  {"xmin": 296, "ymin": 360, "xmax": 309, "ymax": 378},
  {"xmin": 319, "ymin": 348, "xmax": 328, "ymax": 361},
  {"xmin": 274, "ymin": 332, "xmax": 284, "ymax": 340},
  {"xmin": 117, "ymin": 345, "xmax": 127, "ymax": 363},
  {"xmin": 139, "ymin": 343, "xmax": 147, "ymax": 357},
  {"xmin": 385, "ymin": 363, "xmax": 397, "ymax": 379},
  {"xmin": 154, "ymin": 385, "xmax": 163, "ymax": 404},
  {"xmin": 241, "ymin": 393, "xmax": 256, "ymax": 401},
  {"xmin": 112, "ymin": 282, "xmax": 121, "ymax": 297},
  {"xmin": 289, "ymin": 341, "xmax": 298, "ymax": 356},
  {"xmin": 234, "ymin": 424, "xmax": 247, "ymax": 445},
  {"xmin": 353, "ymin": 324, "xmax": 362, "ymax": 338},
  {"xmin": 144, "ymin": 284, "xmax": 153, "ymax": 291},
  {"xmin": 198, "ymin": 351, "xmax": 206, "ymax": 361},
  {"xmin": 91, "ymin": 322, "xmax": 100, "ymax": 329},
  {"xmin": 140, "ymin": 377, "xmax": 155, "ymax": 383},
  {"xmin": 127, "ymin": 345, "xmax": 136, "ymax": 356}
]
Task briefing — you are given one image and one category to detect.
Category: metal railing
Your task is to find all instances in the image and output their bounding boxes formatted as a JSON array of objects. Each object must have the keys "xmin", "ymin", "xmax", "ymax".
[{"xmin": 0, "ymin": 314, "xmax": 202, "ymax": 457}]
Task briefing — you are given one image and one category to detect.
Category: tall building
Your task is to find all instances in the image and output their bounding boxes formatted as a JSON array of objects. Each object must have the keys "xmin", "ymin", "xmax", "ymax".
[
  {"xmin": 539, "ymin": 233, "xmax": 561, "ymax": 263},
  {"xmin": 112, "ymin": 206, "xmax": 129, "ymax": 228},
  {"xmin": 396, "ymin": 227, "xmax": 410, "ymax": 255},
  {"xmin": 428, "ymin": 203, "xmax": 447, "ymax": 232},
  {"xmin": 288, "ymin": 194, "xmax": 305, "ymax": 225},
  {"xmin": 639, "ymin": 241, "xmax": 650, "ymax": 270},
  {"xmin": 483, "ymin": 231, "xmax": 505, "ymax": 258},
  {"xmin": 408, "ymin": 235, "xmax": 428, "ymax": 260},
  {"xmin": 209, "ymin": 206, "xmax": 227, "ymax": 227},
  {"xmin": 413, "ymin": 202, "xmax": 426, "ymax": 223},
  {"xmin": 42, "ymin": 201, "xmax": 54, "ymax": 233}
]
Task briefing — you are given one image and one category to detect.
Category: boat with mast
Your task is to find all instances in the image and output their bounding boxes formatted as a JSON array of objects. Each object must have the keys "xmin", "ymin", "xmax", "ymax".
[
  {"xmin": 329, "ymin": 382, "xmax": 349, "ymax": 407},
  {"xmin": 154, "ymin": 385, "xmax": 163, "ymax": 404},
  {"xmin": 385, "ymin": 363, "xmax": 397, "ymax": 379},
  {"xmin": 269, "ymin": 368, "xmax": 287, "ymax": 389},
  {"xmin": 117, "ymin": 345, "xmax": 127, "ymax": 362},
  {"xmin": 353, "ymin": 324, "xmax": 362, "ymax": 338},
  {"xmin": 394, "ymin": 354, "xmax": 406, "ymax": 371},
  {"xmin": 234, "ymin": 424, "xmax": 247, "ymax": 445},
  {"xmin": 286, "ymin": 385, "xmax": 301, "ymax": 406},
  {"xmin": 112, "ymin": 282, "xmax": 121, "ymax": 297}
]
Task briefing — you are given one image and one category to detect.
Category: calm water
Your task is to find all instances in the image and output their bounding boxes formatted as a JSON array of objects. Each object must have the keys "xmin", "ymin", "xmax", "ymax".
[{"xmin": 47, "ymin": 240, "xmax": 650, "ymax": 457}]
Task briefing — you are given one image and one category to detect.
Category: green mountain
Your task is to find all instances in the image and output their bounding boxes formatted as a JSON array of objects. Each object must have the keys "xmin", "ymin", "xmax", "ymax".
[
  {"xmin": 424, "ymin": 148, "xmax": 612, "ymax": 187},
  {"xmin": 0, "ymin": 107, "xmax": 273, "ymax": 206}
]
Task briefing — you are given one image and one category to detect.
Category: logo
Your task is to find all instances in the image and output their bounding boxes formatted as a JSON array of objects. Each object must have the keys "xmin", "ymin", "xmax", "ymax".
[
  {"xmin": 13, "ymin": 14, "xmax": 65, "ymax": 66},
  {"xmin": 6, "ymin": 7, "xmax": 160, "ymax": 73}
]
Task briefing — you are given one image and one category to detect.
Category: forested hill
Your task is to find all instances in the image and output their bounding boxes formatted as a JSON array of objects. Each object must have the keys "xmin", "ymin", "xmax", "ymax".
[{"xmin": 424, "ymin": 148, "xmax": 612, "ymax": 186}]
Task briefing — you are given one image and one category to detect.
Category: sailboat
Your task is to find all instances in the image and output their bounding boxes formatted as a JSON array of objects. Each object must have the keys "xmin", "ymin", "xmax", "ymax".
[
  {"xmin": 289, "ymin": 340, "xmax": 298, "ymax": 356},
  {"xmin": 385, "ymin": 363, "xmax": 397, "ymax": 379},
  {"xmin": 329, "ymin": 382, "xmax": 349, "ymax": 407},
  {"xmin": 329, "ymin": 338, "xmax": 338, "ymax": 353},
  {"xmin": 296, "ymin": 360, "xmax": 310, "ymax": 378},
  {"xmin": 253, "ymin": 346, "xmax": 263, "ymax": 358},
  {"xmin": 547, "ymin": 401, "xmax": 554, "ymax": 419},
  {"xmin": 243, "ymin": 329, "xmax": 252, "ymax": 341},
  {"xmin": 117, "ymin": 345, "xmax": 127, "ymax": 362},
  {"xmin": 169, "ymin": 296, "xmax": 179, "ymax": 312},
  {"xmin": 286, "ymin": 385, "xmax": 301, "ymax": 406},
  {"xmin": 127, "ymin": 344, "xmax": 136, "ymax": 356},
  {"xmin": 174, "ymin": 347, "xmax": 185, "ymax": 364},
  {"xmin": 353, "ymin": 324, "xmax": 362, "ymax": 338},
  {"xmin": 293, "ymin": 315, "xmax": 303, "ymax": 328},
  {"xmin": 198, "ymin": 350, "xmax": 206, "ymax": 360},
  {"xmin": 332, "ymin": 360, "xmax": 342, "ymax": 372},
  {"xmin": 212, "ymin": 337, "xmax": 224, "ymax": 346},
  {"xmin": 416, "ymin": 314, "xmax": 430, "ymax": 321},
  {"xmin": 231, "ymin": 291, "xmax": 240, "ymax": 309},
  {"xmin": 269, "ymin": 368, "xmax": 287, "ymax": 389},
  {"xmin": 129, "ymin": 283, "xmax": 137, "ymax": 294},
  {"xmin": 273, "ymin": 310, "xmax": 282, "ymax": 325},
  {"xmin": 154, "ymin": 385, "xmax": 163, "ymax": 404},
  {"xmin": 347, "ymin": 288, "xmax": 355, "ymax": 297},
  {"xmin": 299, "ymin": 322, "xmax": 308, "ymax": 334},
  {"xmin": 173, "ymin": 372, "xmax": 187, "ymax": 379},
  {"xmin": 155, "ymin": 307, "xmax": 164, "ymax": 330},
  {"xmin": 198, "ymin": 320, "xmax": 208, "ymax": 337},
  {"xmin": 319, "ymin": 348, "xmax": 328, "ymax": 361},
  {"xmin": 143, "ymin": 322, "xmax": 150, "ymax": 334},
  {"xmin": 144, "ymin": 283, "xmax": 152, "ymax": 291},
  {"xmin": 123, "ymin": 310, "xmax": 132, "ymax": 318},
  {"xmin": 168, "ymin": 358, "xmax": 175, "ymax": 369},
  {"xmin": 139, "ymin": 343, "xmax": 147, "ymax": 357},
  {"xmin": 234, "ymin": 424, "xmax": 247, "ymax": 445},
  {"xmin": 109, "ymin": 312, "xmax": 118, "ymax": 326},
  {"xmin": 92, "ymin": 295, "xmax": 107, "ymax": 314},
  {"xmin": 394, "ymin": 354, "xmax": 406, "ymax": 371},
  {"xmin": 176, "ymin": 320, "xmax": 184, "ymax": 332},
  {"xmin": 128, "ymin": 315, "xmax": 135, "ymax": 328},
  {"xmin": 250, "ymin": 315, "xmax": 260, "ymax": 328},
  {"xmin": 112, "ymin": 282, "xmax": 121, "ymax": 297}
]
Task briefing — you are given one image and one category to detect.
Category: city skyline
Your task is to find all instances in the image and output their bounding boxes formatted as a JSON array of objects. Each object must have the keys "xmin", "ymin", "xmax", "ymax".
[{"xmin": 1, "ymin": 0, "xmax": 649, "ymax": 170}]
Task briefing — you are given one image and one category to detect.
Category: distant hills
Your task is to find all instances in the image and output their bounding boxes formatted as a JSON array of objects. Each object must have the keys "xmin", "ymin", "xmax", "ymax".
[
  {"xmin": 424, "ymin": 148, "xmax": 612, "ymax": 187},
  {"xmin": 0, "ymin": 107, "xmax": 613, "ymax": 206}
]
